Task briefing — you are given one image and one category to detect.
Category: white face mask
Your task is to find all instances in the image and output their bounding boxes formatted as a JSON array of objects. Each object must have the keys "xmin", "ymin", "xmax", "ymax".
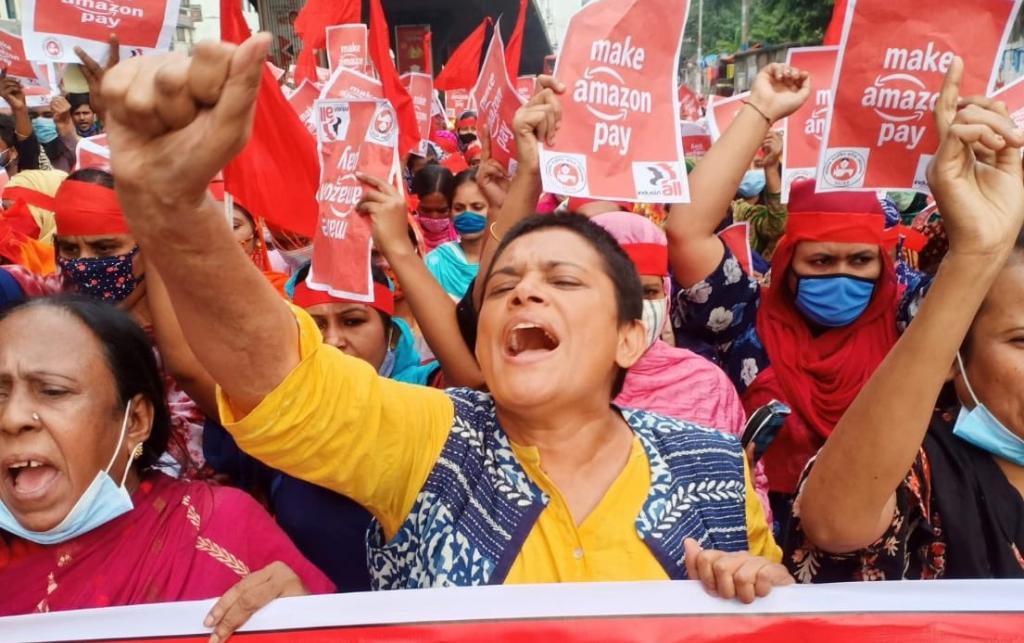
[
  {"xmin": 277, "ymin": 245, "xmax": 314, "ymax": 272},
  {"xmin": 641, "ymin": 298, "xmax": 669, "ymax": 348}
]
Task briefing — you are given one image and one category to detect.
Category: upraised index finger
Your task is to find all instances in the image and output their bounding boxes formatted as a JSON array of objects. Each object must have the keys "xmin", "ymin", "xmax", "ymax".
[{"xmin": 935, "ymin": 56, "xmax": 964, "ymax": 140}]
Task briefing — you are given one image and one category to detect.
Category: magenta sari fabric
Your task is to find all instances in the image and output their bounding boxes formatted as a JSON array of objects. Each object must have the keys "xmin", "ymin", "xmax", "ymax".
[{"xmin": 0, "ymin": 473, "xmax": 334, "ymax": 616}]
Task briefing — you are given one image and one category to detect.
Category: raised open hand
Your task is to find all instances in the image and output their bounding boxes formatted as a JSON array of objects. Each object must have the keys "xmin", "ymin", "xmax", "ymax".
[
  {"xmin": 748, "ymin": 63, "xmax": 811, "ymax": 124},
  {"xmin": 927, "ymin": 57, "xmax": 1024, "ymax": 259},
  {"xmin": 101, "ymin": 34, "xmax": 270, "ymax": 213}
]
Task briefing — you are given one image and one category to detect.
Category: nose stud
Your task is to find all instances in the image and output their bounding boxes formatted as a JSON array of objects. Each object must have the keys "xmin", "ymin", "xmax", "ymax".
[{"xmin": 31, "ymin": 412, "xmax": 40, "ymax": 422}]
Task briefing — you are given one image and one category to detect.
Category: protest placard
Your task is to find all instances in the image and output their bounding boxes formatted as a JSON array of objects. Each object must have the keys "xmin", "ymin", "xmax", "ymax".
[
  {"xmin": 471, "ymin": 25, "xmax": 524, "ymax": 173},
  {"xmin": 990, "ymin": 74, "xmax": 1024, "ymax": 129},
  {"xmin": 0, "ymin": 29, "xmax": 50, "ymax": 87},
  {"xmin": 401, "ymin": 72, "xmax": 434, "ymax": 155},
  {"xmin": 326, "ymin": 24, "xmax": 368, "ymax": 74},
  {"xmin": 516, "ymin": 75, "xmax": 536, "ymax": 102},
  {"xmin": 680, "ymin": 121, "xmax": 711, "ymax": 159},
  {"xmin": 539, "ymin": 0, "xmax": 691, "ymax": 203},
  {"xmin": 817, "ymin": 0, "xmax": 1019, "ymax": 192},
  {"xmin": 286, "ymin": 80, "xmax": 319, "ymax": 137},
  {"xmin": 74, "ymin": 133, "xmax": 110, "ymax": 171},
  {"xmin": 22, "ymin": 0, "xmax": 181, "ymax": 63},
  {"xmin": 320, "ymin": 66, "xmax": 384, "ymax": 102},
  {"xmin": 678, "ymin": 84, "xmax": 702, "ymax": 121},
  {"xmin": 308, "ymin": 100, "xmax": 399, "ymax": 302},
  {"xmin": 782, "ymin": 46, "xmax": 838, "ymax": 201},
  {"xmin": 446, "ymin": 88, "xmax": 473, "ymax": 120},
  {"xmin": 707, "ymin": 91, "xmax": 749, "ymax": 141}
]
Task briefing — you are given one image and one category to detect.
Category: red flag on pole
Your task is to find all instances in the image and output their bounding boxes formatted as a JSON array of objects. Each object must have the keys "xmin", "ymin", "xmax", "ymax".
[
  {"xmin": 293, "ymin": 0, "xmax": 361, "ymax": 84},
  {"xmin": 504, "ymin": 0, "xmax": 528, "ymax": 77},
  {"xmin": 435, "ymin": 17, "xmax": 492, "ymax": 91},
  {"xmin": 823, "ymin": 0, "xmax": 848, "ymax": 45},
  {"xmin": 367, "ymin": 0, "xmax": 420, "ymax": 157},
  {"xmin": 220, "ymin": 0, "xmax": 319, "ymax": 237}
]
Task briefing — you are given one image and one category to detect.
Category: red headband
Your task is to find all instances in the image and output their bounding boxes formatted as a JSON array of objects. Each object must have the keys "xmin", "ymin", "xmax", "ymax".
[
  {"xmin": 293, "ymin": 280, "xmax": 395, "ymax": 316},
  {"xmin": 456, "ymin": 116, "xmax": 477, "ymax": 128},
  {"xmin": 622, "ymin": 242, "xmax": 668, "ymax": 277},
  {"xmin": 784, "ymin": 212, "xmax": 896, "ymax": 248},
  {"xmin": 3, "ymin": 186, "xmax": 56, "ymax": 211},
  {"xmin": 54, "ymin": 181, "xmax": 129, "ymax": 236}
]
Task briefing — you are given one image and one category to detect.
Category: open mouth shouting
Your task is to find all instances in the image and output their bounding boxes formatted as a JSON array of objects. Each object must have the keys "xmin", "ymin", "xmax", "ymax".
[
  {"xmin": 2, "ymin": 455, "xmax": 60, "ymax": 504},
  {"xmin": 503, "ymin": 320, "xmax": 561, "ymax": 362}
]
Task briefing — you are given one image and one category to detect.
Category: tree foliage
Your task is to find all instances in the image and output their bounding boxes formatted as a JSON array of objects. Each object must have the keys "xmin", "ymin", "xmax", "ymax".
[{"xmin": 683, "ymin": 0, "xmax": 835, "ymax": 59}]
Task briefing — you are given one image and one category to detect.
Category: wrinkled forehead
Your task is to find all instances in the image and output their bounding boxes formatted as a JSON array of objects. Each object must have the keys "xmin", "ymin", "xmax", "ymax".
[
  {"xmin": 486, "ymin": 228, "xmax": 607, "ymax": 289},
  {"xmin": 793, "ymin": 240, "xmax": 880, "ymax": 258}
]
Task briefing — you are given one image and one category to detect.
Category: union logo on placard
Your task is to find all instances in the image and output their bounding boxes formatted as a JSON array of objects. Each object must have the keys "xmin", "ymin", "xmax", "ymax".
[
  {"xmin": 317, "ymin": 102, "xmax": 350, "ymax": 143},
  {"xmin": 366, "ymin": 103, "xmax": 397, "ymax": 146},
  {"xmin": 823, "ymin": 149, "xmax": 868, "ymax": 188},
  {"xmin": 545, "ymin": 154, "xmax": 587, "ymax": 194},
  {"xmin": 43, "ymin": 38, "xmax": 63, "ymax": 59},
  {"xmin": 632, "ymin": 161, "xmax": 685, "ymax": 200}
]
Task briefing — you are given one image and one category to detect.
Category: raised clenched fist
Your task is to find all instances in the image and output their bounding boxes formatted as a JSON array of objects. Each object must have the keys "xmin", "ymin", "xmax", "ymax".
[{"xmin": 101, "ymin": 34, "xmax": 270, "ymax": 215}]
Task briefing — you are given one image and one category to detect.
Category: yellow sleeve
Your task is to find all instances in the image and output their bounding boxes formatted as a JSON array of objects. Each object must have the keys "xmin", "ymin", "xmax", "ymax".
[
  {"xmin": 217, "ymin": 305, "xmax": 455, "ymax": 539},
  {"xmin": 743, "ymin": 455, "xmax": 781, "ymax": 562}
]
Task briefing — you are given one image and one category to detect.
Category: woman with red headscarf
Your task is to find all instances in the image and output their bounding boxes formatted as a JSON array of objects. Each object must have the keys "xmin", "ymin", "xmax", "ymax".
[{"xmin": 665, "ymin": 64, "xmax": 924, "ymax": 528}]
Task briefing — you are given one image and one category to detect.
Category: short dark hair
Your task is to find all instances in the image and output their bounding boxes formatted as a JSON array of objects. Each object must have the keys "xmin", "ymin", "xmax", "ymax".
[
  {"xmin": 0, "ymin": 114, "xmax": 16, "ymax": 150},
  {"xmin": 411, "ymin": 164, "xmax": 455, "ymax": 203},
  {"xmin": 452, "ymin": 167, "xmax": 478, "ymax": 194},
  {"xmin": 67, "ymin": 93, "xmax": 92, "ymax": 112},
  {"xmin": 0, "ymin": 295, "xmax": 171, "ymax": 470},
  {"xmin": 67, "ymin": 168, "xmax": 115, "ymax": 189},
  {"xmin": 481, "ymin": 213, "xmax": 644, "ymax": 396}
]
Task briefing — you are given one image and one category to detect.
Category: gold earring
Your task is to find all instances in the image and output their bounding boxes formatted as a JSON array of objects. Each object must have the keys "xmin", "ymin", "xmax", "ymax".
[{"xmin": 132, "ymin": 444, "xmax": 144, "ymax": 461}]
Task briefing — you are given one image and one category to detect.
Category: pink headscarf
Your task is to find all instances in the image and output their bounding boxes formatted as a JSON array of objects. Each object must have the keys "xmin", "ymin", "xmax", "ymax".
[{"xmin": 591, "ymin": 212, "xmax": 772, "ymax": 521}]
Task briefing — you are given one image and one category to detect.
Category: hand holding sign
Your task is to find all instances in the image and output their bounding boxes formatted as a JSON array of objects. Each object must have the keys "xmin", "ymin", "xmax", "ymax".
[
  {"xmin": 357, "ymin": 172, "xmax": 410, "ymax": 259},
  {"xmin": 513, "ymin": 74, "xmax": 566, "ymax": 169},
  {"xmin": 101, "ymin": 34, "xmax": 269, "ymax": 213},
  {"xmin": 476, "ymin": 125, "xmax": 510, "ymax": 210},
  {"xmin": 927, "ymin": 58, "xmax": 1024, "ymax": 260},
  {"xmin": 748, "ymin": 63, "xmax": 811, "ymax": 124}
]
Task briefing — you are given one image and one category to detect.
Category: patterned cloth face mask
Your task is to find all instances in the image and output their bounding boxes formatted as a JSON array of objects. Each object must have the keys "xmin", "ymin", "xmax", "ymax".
[{"xmin": 58, "ymin": 247, "xmax": 141, "ymax": 303}]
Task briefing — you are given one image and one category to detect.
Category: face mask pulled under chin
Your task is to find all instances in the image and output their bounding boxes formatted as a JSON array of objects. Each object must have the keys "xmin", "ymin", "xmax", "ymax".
[
  {"xmin": 0, "ymin": 402, "xmax": 136, "ymax": 545},
  {"xmin": 952, "ymin": 353, "xmax": 1024, "ymax": 466},
  {"xmin": 641, "ymin": 298, "xmax": 669, "ymax": 348},
  {"xmin": 277, "ymin": 245, "xmax": 314, "ymax": 272}
]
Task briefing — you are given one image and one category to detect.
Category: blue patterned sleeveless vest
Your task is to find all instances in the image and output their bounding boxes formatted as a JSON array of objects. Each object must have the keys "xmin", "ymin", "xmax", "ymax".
[{"xmin": 367, "ymin": 388, "xmax": 748, "ymax": 589}]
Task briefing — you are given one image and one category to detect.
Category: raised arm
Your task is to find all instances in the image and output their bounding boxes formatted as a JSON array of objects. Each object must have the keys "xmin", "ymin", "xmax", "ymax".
[
  {"xmin": 667, "ymin": 64, "xmax": 809, "ymax": 286},
  {"xmin": 360, "ymin": 173, "xmax": 485, "ymax": 388},
  {"xmin": 101, "ymin": 37, "xmax": 297, "ymax": 414},
  {"xmin": 472, "ymin": 76, "xmax": 565, "ymax": 307},
  {"xmin": 796, "ymin": 59, "xmax": 1024, "ymax": 552}
]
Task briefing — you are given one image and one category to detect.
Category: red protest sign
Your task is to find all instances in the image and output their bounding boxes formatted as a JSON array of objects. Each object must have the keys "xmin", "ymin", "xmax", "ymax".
[
  {"xmin": 23, "ymin": 0, "xmax": 180, "ymax": 63},
  {"xmin": 817, "ymin": 0, "xmax": 1017, "ymax": 193},
  {"xmin": 539, "ymin": 0, "xmax": 691, "ymax": 203},
  {"xmin": 782, "ymin": 46, "xmax": 838, "ymax": 200},
  {"xmin": 516, "ymin": 75, "xmax": 536, "ymax": 102},
  {"xmin": 0, "ymin": 29, "xmax": 47, "ymax": 87},
  {"xmin": 308, "ymin": 100, "xmax": 399, "ymax": 301},
  {"xmin": 74, "ymin": 133, "xmax": 111, "ymax": 171},
  {"xmin": 321, "ymin": 66, "xmax": 384, "ymax": 101},
  {"xmin": 471, "ymin": 26, "xmax": 524, "ymax": 173},
  {"xmin": 707, "ymin": 92, "xmax": 749, "ymax": 141},
  {"xmin": 286, "ymin": 80, "xmax": 319, "ymax": 137},
  {"xmin": 401, "ymin": 72, "xmax": 434, "ymax": 154},
  {"xmin": 447, "ymin": 89, "xmax": 473, "ymax": 118},
  {"xmin": 680, "ymin": 121, "xmax": 711, "ymax": 159},
  {"xmin": 678, "ymin": 84, "xmax": 702, "ymax": 121},
  {"xmin": 326, "ymin": 24, "xmax": 368, "ymax": 74},
  {"xmin": 395, "ymin": 24, "xmax": 431, "ymax": 74},
  {"xmin": 990, "ymin": 74, "xmax": 1024, "ymax": 129}
]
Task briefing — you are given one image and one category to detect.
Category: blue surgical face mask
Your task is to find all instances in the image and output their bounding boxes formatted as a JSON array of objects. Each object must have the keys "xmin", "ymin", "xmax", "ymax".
[
  {"xmin": 0, "ymin": 402, "xmax": 136, "ymax": 545},
  {"xmin": 31, "ymin": 117, "xmax": 58, "ymax": 144},
  {"xmin": 738, "ymin": 169, "xmax": 767, "ymax": 199},
  {"xmin": 794, "ymin": 274, "xmax": 875, "ymax": 328},
  {"xmin": 452, "ymin": 211, "xmax": 487, "ymax": 235},
  {"xmin": 952, "ymin": 353, "xmax": 1024, "ymax": 466}
]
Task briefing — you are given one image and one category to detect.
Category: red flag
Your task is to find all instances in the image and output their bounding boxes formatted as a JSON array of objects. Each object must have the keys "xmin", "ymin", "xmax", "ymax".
[
  {"xmin": 823, "ymin": 0, "xmax": 848, "ymax": 45},
  {"xmin": 435, "ymin": 17, "xmax": 492, "ymax": 91},
  {"xmin": 293, "ymin": 0, "xmax": 361, "ymax": 83},
  {"xmin": 367, "ymin": 0, "xmax": 420, "ymax": 157},
  {"xmin": 220, "ymin": 0, "xmax": 319, "ymax": 237},
  {"xmin": 504, "ymin": 0, "xmax": 528, "ymax": 77}
]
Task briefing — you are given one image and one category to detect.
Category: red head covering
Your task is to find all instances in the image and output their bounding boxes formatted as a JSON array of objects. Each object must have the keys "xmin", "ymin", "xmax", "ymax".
[
  {"xmin": 456, "ymin": 115, "xmax": 477, "ymax": 129},
  {"xmin": 745, "ymin": 179, "xmax": 900, "ymax": 494},
  {"xmin": 292, "ymin": 279, "xmax": 395, "ymax": 316},
  {"xmin": 53, "ymin": 180, "xmax": 129, "ymax": 236}
]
